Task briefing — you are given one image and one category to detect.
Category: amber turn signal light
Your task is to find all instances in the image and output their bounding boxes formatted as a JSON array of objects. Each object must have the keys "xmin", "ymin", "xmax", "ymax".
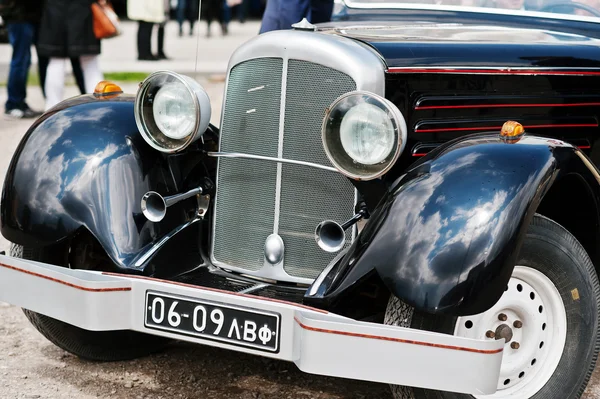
[
  {"xmin": 500, "ymin": 121, "xmax": 525, "ymax": 143},
  {"xmin": 93, "ymin": 81, "xmax": 123, "ymax": 99}
]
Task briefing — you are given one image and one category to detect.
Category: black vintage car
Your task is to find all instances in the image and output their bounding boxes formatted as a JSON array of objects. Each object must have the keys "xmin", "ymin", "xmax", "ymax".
[{"xmin": 1, "ymin": 1, "xmax": 600, "ymax": 398}]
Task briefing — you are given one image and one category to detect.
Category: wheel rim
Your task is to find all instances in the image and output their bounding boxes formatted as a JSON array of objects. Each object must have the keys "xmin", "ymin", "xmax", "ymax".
[{"xmin": 454, "ymin": 266, "xmax": 567, "ymax": 398}]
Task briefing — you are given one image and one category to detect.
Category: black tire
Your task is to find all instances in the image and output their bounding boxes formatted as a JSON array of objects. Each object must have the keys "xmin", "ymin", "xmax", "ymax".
[
  {"xmin": 11, "ymin": 243, "xmax": 171, "ymax": 361},
  {"xmin": 385, "ymin": 215, "xmax": 600, "ymax": 399}
]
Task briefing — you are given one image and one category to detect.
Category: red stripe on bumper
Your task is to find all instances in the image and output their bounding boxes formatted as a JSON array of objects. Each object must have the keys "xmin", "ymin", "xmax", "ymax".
[
  {"xmin": 294, "ymin": 317, "xmax": 503, "ymax": 355},
  {"xmin": 0, "ymin": 262, "xmax": 131, "ymax": 292}
]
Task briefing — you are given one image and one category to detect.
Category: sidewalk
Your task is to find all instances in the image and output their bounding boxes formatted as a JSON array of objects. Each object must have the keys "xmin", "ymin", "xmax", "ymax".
[{"xmin": 0, "ymin": 20, "xmax": 261, "ymax": 82}]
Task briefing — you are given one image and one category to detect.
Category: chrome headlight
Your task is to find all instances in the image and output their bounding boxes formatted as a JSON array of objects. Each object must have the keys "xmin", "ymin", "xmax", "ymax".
[
  {"xmin": 135, "ymin": 71, "xmax": 211, "ymax": 152},
  {"xmin": 322, "ymin": 91, "xmax": 407, "ymax": 180}
]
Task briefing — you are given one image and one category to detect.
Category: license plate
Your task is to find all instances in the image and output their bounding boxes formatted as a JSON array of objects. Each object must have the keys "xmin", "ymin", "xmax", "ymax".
[{"xmin": 144, "ymin": 291, "xmax": 280, "ymax": 352}]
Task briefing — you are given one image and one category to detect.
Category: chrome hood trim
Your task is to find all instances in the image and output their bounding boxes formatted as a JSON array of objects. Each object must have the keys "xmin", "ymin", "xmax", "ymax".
[{"xmin": 228, "ymin": 29, "xmax": 386, "ymax": 96}]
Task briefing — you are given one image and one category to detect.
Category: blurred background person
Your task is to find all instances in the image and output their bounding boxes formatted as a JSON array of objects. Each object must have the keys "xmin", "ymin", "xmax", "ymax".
[
  {"xmin": 156, "ymin": 0, "xmax": 170, "ymax": 60},
  {"xmin": 128, "ymin": 0, "xmax": 166, "ymax": 60},
  {"xmin": 259, "ymin": 0, "xmax": 334, "ymax": 33},
  {"xmin": 222, "ymin": 0, "xmax": 249, "ymax": 26},
  {"xmin": 523, "ymin": 0, "xmax": 544, "ymax": 10},
  {"xmin": 204, "ymin": 0, "xmax": 225, "ymax": 37},
  {"xmin": 38, "ymin": 0, "xmax": 104, "ymax": 110},
  {"xmin": 574, "ymin": 0, "xmax": 600, "ymax": 15},
  {"xmin": 177, "ymin": 0, "xmax": 200, "ymax": 36},
  {"xmin": 156, "ymin": 24, "xmax": 169, "ymax": 60},
  {"xmin": 38, "ymin": 58, "xmax": 87, "ymax": 98},
  {"xmin": 1, "ymin": 0, "xmax": 43, "ymax": 118},
  {"xmin": 236, "ymin": 0, "xmax": 250, "ymax": 23},
  {"xmin": 494, "ymin": 0, "xmax": 525, "ymax": 8},
  {"xmin": 223, "ymin": 0, "xmax": 233, "ymax": 35}
]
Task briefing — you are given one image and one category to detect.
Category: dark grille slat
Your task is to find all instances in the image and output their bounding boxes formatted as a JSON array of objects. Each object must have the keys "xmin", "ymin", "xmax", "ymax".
[{"xmin": 213, "ymin": 58, "xmax": 283, "ymax": 271}]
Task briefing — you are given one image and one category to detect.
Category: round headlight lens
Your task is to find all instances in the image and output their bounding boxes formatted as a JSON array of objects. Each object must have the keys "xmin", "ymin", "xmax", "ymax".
[
  {"xmin": 322, "ymin": 91, "xmax": 407, "ymax": 180},
  {"xmin": 339, "ymin": 102, "xmax": 395, "ymax": 165},
  {"xmin": 135, "ymin": 71, "xmax": 211, "ymax": 153},
  {"xmin": 152, "ymin": 82, "xmax": 197, "ymax": 140}
]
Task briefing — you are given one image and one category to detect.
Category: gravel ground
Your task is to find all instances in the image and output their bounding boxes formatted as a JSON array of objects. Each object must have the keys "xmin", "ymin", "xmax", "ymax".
[
  {"xmin": 0, "ymin": 303, "xmax": 391, "ymax": 399},
  {"xmin": 1, "ymin": 80, "xmax": 600, "ymax": 399}
]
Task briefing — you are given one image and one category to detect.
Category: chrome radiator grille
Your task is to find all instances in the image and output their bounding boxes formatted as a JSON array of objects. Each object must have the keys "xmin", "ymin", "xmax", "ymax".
[{"xmin": 213, "ymin": 57, "xmax": 357, "ymax": 280}]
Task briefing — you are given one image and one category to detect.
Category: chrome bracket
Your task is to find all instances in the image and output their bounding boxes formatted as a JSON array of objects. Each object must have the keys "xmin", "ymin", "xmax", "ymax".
[
  {"xmin": 131, "ymin": 194, "xmax": 212, "ymax": 269},
  {"xmin": 196, "ymin": 194, "xmax": 211, "ymax": 218}
]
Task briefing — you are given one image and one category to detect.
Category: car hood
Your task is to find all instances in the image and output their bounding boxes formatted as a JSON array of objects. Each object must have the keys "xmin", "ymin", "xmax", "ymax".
[{"xmin": 319, "ymin": 22, "xmax": 600, "ymax": 68}]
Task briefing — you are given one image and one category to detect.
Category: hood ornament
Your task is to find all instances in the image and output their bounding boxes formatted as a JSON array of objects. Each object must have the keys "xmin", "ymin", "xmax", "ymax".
[{"xmin": 292, "ymin": 18, "xmax": 317, "ymax": 32}]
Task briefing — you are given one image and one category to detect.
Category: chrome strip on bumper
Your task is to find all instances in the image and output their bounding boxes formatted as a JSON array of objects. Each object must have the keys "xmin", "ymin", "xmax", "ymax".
[{"xmin": 0, "ymin": 255, "xmax": 504, "ymax": 395}]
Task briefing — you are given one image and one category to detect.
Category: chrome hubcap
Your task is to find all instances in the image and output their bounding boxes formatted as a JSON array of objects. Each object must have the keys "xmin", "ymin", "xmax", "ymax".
[{"xmin": 454, "ymin": 266, "xmax": 567, "ymax": 398}]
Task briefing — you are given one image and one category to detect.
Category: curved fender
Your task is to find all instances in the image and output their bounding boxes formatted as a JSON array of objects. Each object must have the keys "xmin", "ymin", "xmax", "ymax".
[
  {"xmin": 1, "ymin": 95, "xmax": 195, "ymax": 270},
  {"xmin": 306, "ymin": 135, "xmax": 600, "ymax": 316}
]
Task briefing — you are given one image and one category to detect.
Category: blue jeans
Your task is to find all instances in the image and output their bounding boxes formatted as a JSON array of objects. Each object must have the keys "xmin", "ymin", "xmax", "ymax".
[
  {"xmin": 223, "ymin": 1, "xmax": 231, "ymax": 24},
  {"xmin": 259, "ymin": 0, "xmax": 333, "ymax": 33},
  {"xmin": 177, "ymin": 0, "xmax": 187, "ymax": 27},
  {"xmin": 6, "ymin": 22, "xmax": 35, "ymax": 111},
  {"xmin": 177, "ymin": 0, "xmax": 199, "ymax": 30}
]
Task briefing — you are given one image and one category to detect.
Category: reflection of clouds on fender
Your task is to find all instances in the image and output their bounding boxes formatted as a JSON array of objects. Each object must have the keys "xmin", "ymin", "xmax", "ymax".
[
  {"xmin": 369, "ymin": 142, "xmax": 554, "ymax": 311},
  {"xmin": 16, "ymin": 107, "xmax": 116, "ymax": 220},
  {"xmin": 7, "ymin": 100, "xmax": 170, "ymax": 268},
  {"xmin": 387, "ymin": 152, "xmax": 482, "ymax": 283},
  {"xmin": 13, "ymin": 105, "xmax": 139, "ymax": 245}
]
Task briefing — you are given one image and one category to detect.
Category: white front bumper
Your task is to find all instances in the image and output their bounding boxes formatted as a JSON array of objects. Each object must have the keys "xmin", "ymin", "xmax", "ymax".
[{"xmin": 0, "ymin": 255, "xmax": 504, "ymax": 395}]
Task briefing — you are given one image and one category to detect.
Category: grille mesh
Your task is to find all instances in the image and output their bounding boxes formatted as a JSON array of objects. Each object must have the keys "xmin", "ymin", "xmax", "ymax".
[
  {"xmin": 280, "ymin": 61, "xmax": 356, "ymax": 278},
  {"xmin": 213, "ymin": 58, "xmax": 357, "ymax": 280},
  {"xmin": 213, "ymin": 58, "xmax": 282, "ymax": 270}
]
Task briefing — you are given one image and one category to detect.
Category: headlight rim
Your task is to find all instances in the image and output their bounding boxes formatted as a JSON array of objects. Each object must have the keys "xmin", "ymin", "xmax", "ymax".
[
  {"xmin": 321, "ymin": 90, "xmax": 407, "ymax": 181},
  {"xmin": 134, "ymin": 70, "xmax": 203, "ymax": 153}
]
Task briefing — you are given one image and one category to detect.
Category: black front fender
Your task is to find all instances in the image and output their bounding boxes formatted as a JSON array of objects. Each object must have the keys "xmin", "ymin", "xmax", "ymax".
[
  {"xmin": 306, "ymin": 134, "xmax": 600, "ymax": 316},
  {"xmin": 0, "ymin": 95, "xmax": 199, "ymax": 270}
]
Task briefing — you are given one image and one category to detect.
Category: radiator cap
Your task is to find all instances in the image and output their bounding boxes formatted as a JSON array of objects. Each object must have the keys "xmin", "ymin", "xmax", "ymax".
[{"xmin": 292, "ymin": 18, "xmax": 317, "ymax": 31}]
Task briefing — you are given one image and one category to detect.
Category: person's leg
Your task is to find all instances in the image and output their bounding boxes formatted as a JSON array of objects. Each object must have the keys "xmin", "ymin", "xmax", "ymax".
[
  {"xmin": 259, "ymin": 0, "xmax": 281, "ymax": 33},
  {"xmin": 223, "ymin": 1, "xmax": 231, "ymax": 24},
  {"xmin": 189, "ymin": 0, "xmax": 199, "ymax": 36},
  {"xmin": 222, "ymin": 0, "xmax": 230, "ymax": 35},
  {"xmin": 33, "ymin": 23, "xmax": 49, "ymax": 99},
  {"xmin": 280, "ymin": 0, "xmax": 309, "ymax": 28},
  {"xmin": 177, "ymin": 0, "xmax": 187, "ymax": 36},
  {"xmin": 5, "ymin": 22, "xmax": 34, "ymax": 113},
  {"xmin": 238, "ymin": 0, "xmax": 250, "ymax": 23},
  {"xmin": 309, "ymin": 0, "xmax": 334, "ymax": 23},
  {"xmin": 137, "ymin": 21, "xmax": 154, "ymax": 60},
  {"xmin": 79, "ymin": 55, "xmax": 104, "ymax": 93},
  {"xmin": 205, "ymin": 0, "xmax": 214, "ymax": 37},
  {"xmin": 70, "ymin": 58, "xmax": 86, "ymax": 95},
  {"xmin": 157, "ymin": 23, "xmax": 168, "ymax": 59},
  {"xmin": 37, "ymin": 54, "xmax": 49, "ymax": 98},
  {"xmin": 137, "ymin": 21, "xmax": 144, "ymax": 56},
  {"xmin": 45, "ymin": 58, "xmax": 66, "ymax": 110}
]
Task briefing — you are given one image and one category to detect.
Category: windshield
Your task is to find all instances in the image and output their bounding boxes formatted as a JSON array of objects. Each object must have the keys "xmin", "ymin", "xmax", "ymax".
[{"xmin": 343, "ymin": 0, "xmax": 600, "ymax": 20}]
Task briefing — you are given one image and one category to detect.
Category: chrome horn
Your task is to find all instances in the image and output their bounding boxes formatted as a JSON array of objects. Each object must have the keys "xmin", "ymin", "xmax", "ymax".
[
  {"xmin": 315, "ymin": 209, "xmax": 367, "ymax": 253},
  {"xmin": 141, "ymin": 187, "xmax": 203, "ymax": 222}
]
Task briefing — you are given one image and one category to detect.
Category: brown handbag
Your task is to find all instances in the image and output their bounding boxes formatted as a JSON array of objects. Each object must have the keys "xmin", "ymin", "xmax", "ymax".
[{"xmin": 91, "ymin": 0, "xmax": 121, "ymax": 40}]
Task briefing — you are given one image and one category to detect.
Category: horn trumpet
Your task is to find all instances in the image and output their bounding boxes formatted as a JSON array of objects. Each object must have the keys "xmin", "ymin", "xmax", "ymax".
[
  {"xmin": 315, "ymin": 209, "xmax": 367, "ymax": 253},
  {"xmin": 141, "ymin": 187, "xmax": 203, "ymax": 222}
]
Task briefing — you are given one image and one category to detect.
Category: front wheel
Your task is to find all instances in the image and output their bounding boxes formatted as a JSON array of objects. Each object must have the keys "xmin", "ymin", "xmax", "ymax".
[
  {"xmin": 11, "ymin": 242, "xmax": 170, "ymax": 361},
  {"xmin": 386, "ymin": 215, "xmax": 600, "ymax": 398}
]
